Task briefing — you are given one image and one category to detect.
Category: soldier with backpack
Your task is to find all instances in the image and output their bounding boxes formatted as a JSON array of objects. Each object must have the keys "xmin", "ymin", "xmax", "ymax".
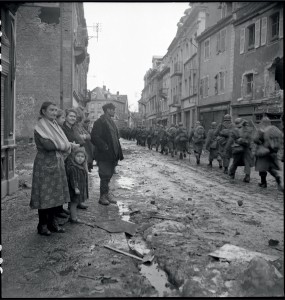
[
  {"xmin": 253, "ymin": 116, "xmax": 283, "ymax": 191},
  {"xmin": 214, "ymin": 114, "xmax": 235, "ymax": 174},
  {"xmin": 189, "ymin": 121, "xmax": 206, "ymax": 165},
  {"xmin": 165, "ymin": 124, "xmax": 177, "ymax": 157},
  {"xmin": 205, "ymin": 122, "xmax": 222, "ymax": 168},
  {"xmin": 175, "ymin": 122, "xmax": 189, "ymax": 159}
]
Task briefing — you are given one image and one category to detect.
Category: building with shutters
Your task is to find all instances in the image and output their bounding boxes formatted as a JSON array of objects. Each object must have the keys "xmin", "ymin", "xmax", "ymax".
[
  {"xmin": 15, "ymin": 2, "xmax": 90, "ymax": 140},
  {"xmin": 196, "ymin": 2, "xmax": 239, "ymax": 132},
  {"xmin": 231, "ymin": 2, "xmax": 283, "ymax": 128},
  {"xmin": 87, "ymin": 86, "xmax": 129, "ymax": 130},
  {"xmin": 1, "ymin": 4, "xmax": 19, "ymax": 197}
]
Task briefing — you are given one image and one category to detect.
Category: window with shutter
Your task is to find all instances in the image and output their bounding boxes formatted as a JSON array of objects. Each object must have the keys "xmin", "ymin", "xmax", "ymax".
[
  {"xmin": 204, "ymin": 76, "xmax": 209, "ymax": 97},
  {"xmin": 214, "ymin": 75, "xmax": 218, "ymax": 95},
  {"xmin": 219, "ymin": 72, "xmax": 225, "ymax": 93},
  {"xmin": 247, "ymin": 24, "xmax": 255, "ymax": 50},
  {"xmin": 240, "ymin": 27, "xmax": 245, "ymax": 54},
  {"xmin": 261, "ymin": 17, "xmax": 267, "ymax": 46},
  {"xmin": 220, "ymin": 28, "xmax": 226, "ymax": 52},
  {"xmin": 270, "ymin": 13, "xmax": 279, "ymax": 40},
  {"xmin": 204, "ymin": 38, "xmax": 210, "ymax": 60},
  {"xmin": 216, "ymin": 31, "xmax": 220, "ymax": 53},
  {"xmin": 279, "ymin": 11, "xmax": 283, "ymax": 38},
  {"xmin": 255, "ymin": 19, "xmax": 261, "ymax": 48},
  {"xmin": 200, "ymin": 79, "xmax": 203, "ymax": 98}
]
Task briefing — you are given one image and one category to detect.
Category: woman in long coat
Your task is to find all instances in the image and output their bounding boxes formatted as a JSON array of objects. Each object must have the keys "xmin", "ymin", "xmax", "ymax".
[{"xmin": 30, "ymin": 102, "xmax": 72, "ymax": 236}]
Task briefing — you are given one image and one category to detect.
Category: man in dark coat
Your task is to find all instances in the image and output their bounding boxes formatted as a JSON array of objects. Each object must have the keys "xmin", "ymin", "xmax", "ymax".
[{"xmin": 91, "ymin": 103, "xmax": 124, "ymax": 205}]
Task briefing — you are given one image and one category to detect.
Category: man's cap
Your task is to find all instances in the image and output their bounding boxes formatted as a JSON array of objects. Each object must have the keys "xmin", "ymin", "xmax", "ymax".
[{"xmin": 102, "ymin": 103, "xmax": 116, "ymax": 111}]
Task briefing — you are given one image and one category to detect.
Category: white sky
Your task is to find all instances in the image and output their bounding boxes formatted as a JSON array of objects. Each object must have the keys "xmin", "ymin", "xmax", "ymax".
[{"xmin": 84, "ymin": 2, "xmax": 189, "ymax": 112}]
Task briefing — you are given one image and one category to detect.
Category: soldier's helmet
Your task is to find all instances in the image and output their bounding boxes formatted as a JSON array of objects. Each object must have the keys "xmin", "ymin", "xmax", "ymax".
[
  {"xmin": 211, "ymin": 122, "xmax": 217, "ymax": 128},
  {"xmin": 178, "ymin": 122, "xmax": 183, "ymax": 126},
  {"xmin": 234, "ymin": 117, "xmax": 244, "ymax": 128},
  {"xmin": 223, "ymin": 114, "xmax": 232, "ymax": 121},
  {"xmin": 260, "ymin": 116, "xmax": 271, "ymax": 129}
]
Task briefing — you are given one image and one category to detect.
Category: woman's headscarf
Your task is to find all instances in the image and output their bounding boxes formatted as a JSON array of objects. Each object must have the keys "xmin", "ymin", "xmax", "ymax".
[{"xmin": 35, "ymin": 103, "xmax": 71, "ymax": 155}]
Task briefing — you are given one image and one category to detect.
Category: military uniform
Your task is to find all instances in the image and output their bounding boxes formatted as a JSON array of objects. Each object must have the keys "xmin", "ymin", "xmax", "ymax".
[
  {"xmin": 146, "ymin": 127, "xmax": 153, "ymax": 149},
  {"xmin": 189, "ymin": 121, "xmax": 206, "ymax": 164},
  {"xmin": 166, "ymin": 124, "xmax": 177, "ymax": 157},
  {"xmin": 228, "ymin": 118, "xmax": 254, "ymax": 182},
  {"xmin": 214, "ymin": 114, "xmax": 235, "ymax": 174},
  {"xmin": 253, "ymin": 117, "xmax": 283, "ymax": 191},
  {"xmin": 175, "ymin": 122, "xmax": 189, "ymax": 159},
  {"xmin": 205, "ymin": 122, "xmax": 222, "ymax": 168}
]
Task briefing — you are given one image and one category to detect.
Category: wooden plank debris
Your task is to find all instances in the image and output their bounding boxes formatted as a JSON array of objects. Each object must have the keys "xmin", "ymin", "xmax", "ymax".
[{"xmin": 104, "ymin": 245, "xmax": 143, "ymax": 261}]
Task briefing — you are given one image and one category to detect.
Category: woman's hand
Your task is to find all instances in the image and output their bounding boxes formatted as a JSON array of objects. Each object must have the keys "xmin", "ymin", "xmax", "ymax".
[{"xmin": 75, "ymin": 188, "xmax": 80, "ymax": 195}]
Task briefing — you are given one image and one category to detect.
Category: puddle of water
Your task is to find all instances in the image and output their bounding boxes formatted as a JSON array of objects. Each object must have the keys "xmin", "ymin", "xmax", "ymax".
[
  {"xmin": 117, "ymin": 201, "xmax": 130, "ymax": 222},
  {"xmin": 116, "ymin": 177, "xmax": 135, "ymax": 190},
  {"xmin": 117, "ymin": 199, "xmax": 176, "ymax": 297},
  {"xmin": 140, "ymin": 262, "xmax": 173, "ymax": 297}
]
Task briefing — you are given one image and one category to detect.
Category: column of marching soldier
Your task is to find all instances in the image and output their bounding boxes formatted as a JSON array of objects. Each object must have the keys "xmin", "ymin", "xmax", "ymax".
[{"xmin": 120, "ymin": 114, "xmax": 284, "ymax": 192}]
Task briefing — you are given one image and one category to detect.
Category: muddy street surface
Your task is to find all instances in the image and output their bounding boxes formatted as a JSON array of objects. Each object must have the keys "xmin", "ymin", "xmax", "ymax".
[{"xmin": 2, "ymin": 139, "xmax": 284, "ymax": 297}]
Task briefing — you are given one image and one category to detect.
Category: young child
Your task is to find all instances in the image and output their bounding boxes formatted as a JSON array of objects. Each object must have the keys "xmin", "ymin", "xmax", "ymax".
[{"xmin": 66, "ymin": 147, "xmax": 89, "ymax": 223}]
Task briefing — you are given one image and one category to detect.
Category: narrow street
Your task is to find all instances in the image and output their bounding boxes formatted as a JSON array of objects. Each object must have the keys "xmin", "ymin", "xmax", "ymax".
[{"xmin": 2, "ymin": 139, "xmax": 284, "ymax": 297}]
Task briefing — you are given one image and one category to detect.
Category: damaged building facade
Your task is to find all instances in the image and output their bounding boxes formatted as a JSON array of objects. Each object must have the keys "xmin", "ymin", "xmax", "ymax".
[
  {"xmin": 231, "ymin": 2, "xmax": 283, "ymax": 128},
  {"xmin": 1, "ymin": 4, "xmax": 19, "ymax": 197},
  {"xmin": 15, "ymin": 2, "xmax": 90, "ymax": 140}
]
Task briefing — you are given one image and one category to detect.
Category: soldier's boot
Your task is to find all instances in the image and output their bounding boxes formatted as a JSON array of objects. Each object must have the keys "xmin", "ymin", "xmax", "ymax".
[
  {"xmin": 195, "ymin": 154, "xmax": 200, "ymax": 165},
  {"xmin": 276, "ymin": 177, "xmax": 284, "ymax": 192},
  {"xmin": 106, "ymin": 192, "xmax": 117, "ymax": 204},
  {"xmin": 229, "ymin": 172, "xmax": 235, "ymax": 180},
  {"xmin": 99, "ymin": 194, "xmax": 110, "ymax": 205},
  {"xmin": 223, "ymin": 167, "xmax": 228, "ymax": 174},
  {"xmin": 243, "ymin": 174, "xmax": 250, "ymax": 183},
  {"xmin": 183, "ymin": 151, "xmax": 186, "ymax": 158},
  {"xmin": 258, "ymin": 174, "xmax": 267, "ymax": 188},
  {"xmin": 99, "ymin": 181, "xmax": 110, "ymax": 205},
  {"xmin": 171, "ymin": 152, "xmax": 174, "ymax": 158},
  {"xmin": 179, "ymin": 153, "xmax": 183, "ymax": 159},
  {"xmin": 208, "ymin": 161, "xmax": 213, "ymax": 167}
]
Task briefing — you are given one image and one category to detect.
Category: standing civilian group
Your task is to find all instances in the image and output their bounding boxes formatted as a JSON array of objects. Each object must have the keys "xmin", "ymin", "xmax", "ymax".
[{"xmin": 30, "ymin": 101, "xmax": 123, "ymax": 236}]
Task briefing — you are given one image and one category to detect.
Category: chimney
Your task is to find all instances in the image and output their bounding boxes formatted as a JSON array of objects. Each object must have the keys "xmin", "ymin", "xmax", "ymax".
[
  {"xmin": 117, "ymin": 91, "xmax": 119, "ymax": 95},
  {"xmin": 103, "ymin": 85, "xmax": 106, "ymax": 91},
  {"xmin": 108, "ymin": 89, "xmax": 110, "ymax": 93}
]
